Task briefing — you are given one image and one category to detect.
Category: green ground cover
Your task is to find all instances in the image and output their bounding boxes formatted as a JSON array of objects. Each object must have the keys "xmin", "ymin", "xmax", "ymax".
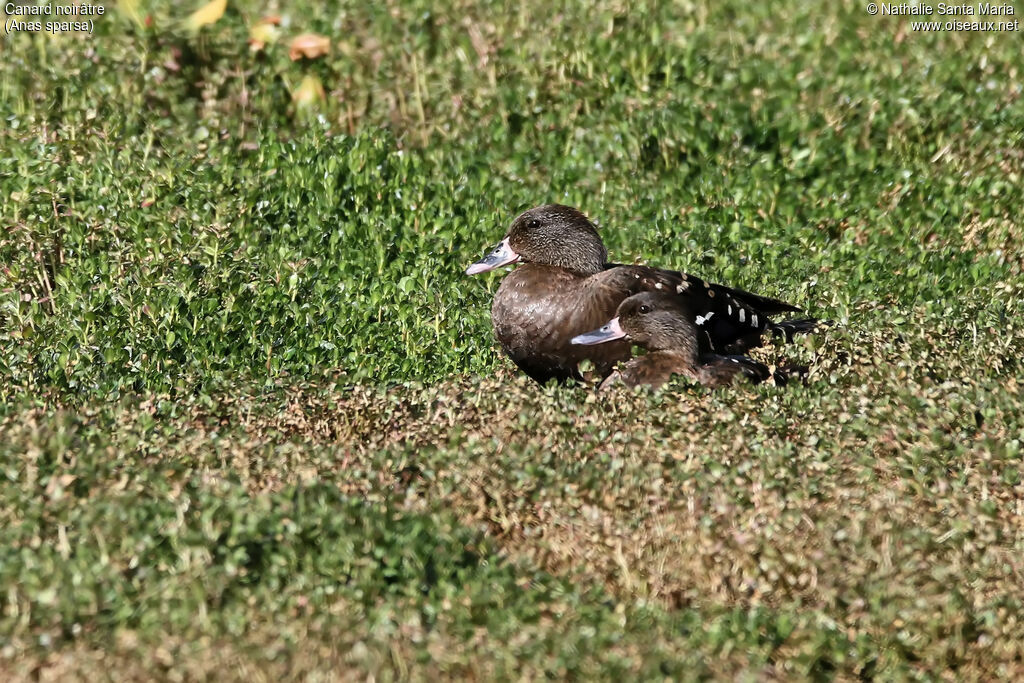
[{"xmin": 2, "ymin": 0, "xmax": 1023, "ymax": 679}]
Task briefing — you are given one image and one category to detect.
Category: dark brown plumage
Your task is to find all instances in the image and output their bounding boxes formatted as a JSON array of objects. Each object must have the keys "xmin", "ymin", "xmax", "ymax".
[
  {"xmin": 573, "ymin": 292, "xmax": 775, "ymax": 391},
  {"xmin": 466, "ymin": 204, "xmax": 816, "ymax": 384}
]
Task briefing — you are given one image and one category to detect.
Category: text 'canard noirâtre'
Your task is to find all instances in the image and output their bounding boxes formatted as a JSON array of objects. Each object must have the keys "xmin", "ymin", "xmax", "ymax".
[{"xmin": 5, "ymin": 3, "xmax": 104, "ymax": 14}]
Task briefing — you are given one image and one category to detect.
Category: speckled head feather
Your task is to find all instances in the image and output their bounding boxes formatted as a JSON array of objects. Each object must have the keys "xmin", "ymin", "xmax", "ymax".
[{"xmin": 504, "ymin": 204, "xmax": 608, "ymax": 275}]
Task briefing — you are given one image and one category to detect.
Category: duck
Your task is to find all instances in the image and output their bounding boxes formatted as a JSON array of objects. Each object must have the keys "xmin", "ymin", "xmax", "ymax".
[
  {"xmin": 466, "ymin": 204, "xmax": 816, "ymax": 384},
  {"xmin": 572, "ymin": 292, "xmax": 783, "ymax": 390}
]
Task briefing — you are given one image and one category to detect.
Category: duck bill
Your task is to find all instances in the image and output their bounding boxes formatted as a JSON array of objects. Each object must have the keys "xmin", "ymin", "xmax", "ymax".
[
  {"xmin": 465, "ymin": 238, "xmax": 520, "ymax": 275},
  {"xmin": 571, "ymin": 318, "xmax": 627, "ymax": 345}
]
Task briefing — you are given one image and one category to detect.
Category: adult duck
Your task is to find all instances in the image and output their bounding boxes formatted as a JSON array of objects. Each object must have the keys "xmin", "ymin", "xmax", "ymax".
[
  {"xmin": 572, "ymin": 292, "xmax": 783, "ymax": 390},
  {"xmin": 466, "ymin": 204, "xmax": 815, "ymax": 384}
]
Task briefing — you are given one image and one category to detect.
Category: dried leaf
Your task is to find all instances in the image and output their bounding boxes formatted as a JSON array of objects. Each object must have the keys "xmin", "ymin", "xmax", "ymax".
[
  {"xmin": 289, "ymin": 33, "xmax": 331, "ymax": 61},
  {"xmin": 185, "ymin": 0, "xmax": 227, "ymax": 32},
  {"xmin": 249, "ymin": 20, "xmax": 280, "ymax": 51},
  {"xmin": 292, "ymin": 74, "xmax": 325, "ymax": 109}
]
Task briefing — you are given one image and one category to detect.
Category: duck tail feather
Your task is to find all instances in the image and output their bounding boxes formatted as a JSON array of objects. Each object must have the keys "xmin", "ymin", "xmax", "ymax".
[{"xmin": 769, "ymin": 317, "xmax": 821, "ymax": 342}]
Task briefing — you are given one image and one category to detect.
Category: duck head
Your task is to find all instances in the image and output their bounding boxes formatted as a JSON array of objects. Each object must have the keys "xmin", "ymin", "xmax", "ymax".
[
  {"xmin": 466, "ymin": 204, "xmax": 608, "ymax": 276},
  {"xmin": 572, "ymin": 292, "xmax": 700, "ymax": 354}
]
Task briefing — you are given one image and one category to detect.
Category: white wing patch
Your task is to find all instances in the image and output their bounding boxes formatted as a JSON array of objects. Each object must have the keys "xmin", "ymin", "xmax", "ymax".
[{"xmin": 695, "ymin": 311, "xmax": 715, "ymax": 326}]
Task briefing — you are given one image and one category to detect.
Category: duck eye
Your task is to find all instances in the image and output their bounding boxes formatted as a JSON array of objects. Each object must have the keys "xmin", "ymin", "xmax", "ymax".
[
  {"xmin": 638, "ymin": 305, "xmax": 651, "ymax": 314},
  {"xmin": 527, "ymin": 218, "xmax": 541, "ymax": 229}
]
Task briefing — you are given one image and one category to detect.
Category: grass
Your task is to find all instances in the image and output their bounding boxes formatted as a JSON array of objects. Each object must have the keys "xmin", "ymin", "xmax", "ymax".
[{"xmin": 1, "ymin": 0, "xmax": 1023, "ymax": 679}]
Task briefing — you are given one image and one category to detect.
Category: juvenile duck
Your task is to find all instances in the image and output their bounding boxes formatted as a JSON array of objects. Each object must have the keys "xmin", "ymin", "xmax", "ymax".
[
  {"xmin": 466, "ymin": 204, "xmax": 816, "ymax": 384},
  {"xmin": 572, "ymin": 292, "xmax": 775, "ymax": 391}
]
